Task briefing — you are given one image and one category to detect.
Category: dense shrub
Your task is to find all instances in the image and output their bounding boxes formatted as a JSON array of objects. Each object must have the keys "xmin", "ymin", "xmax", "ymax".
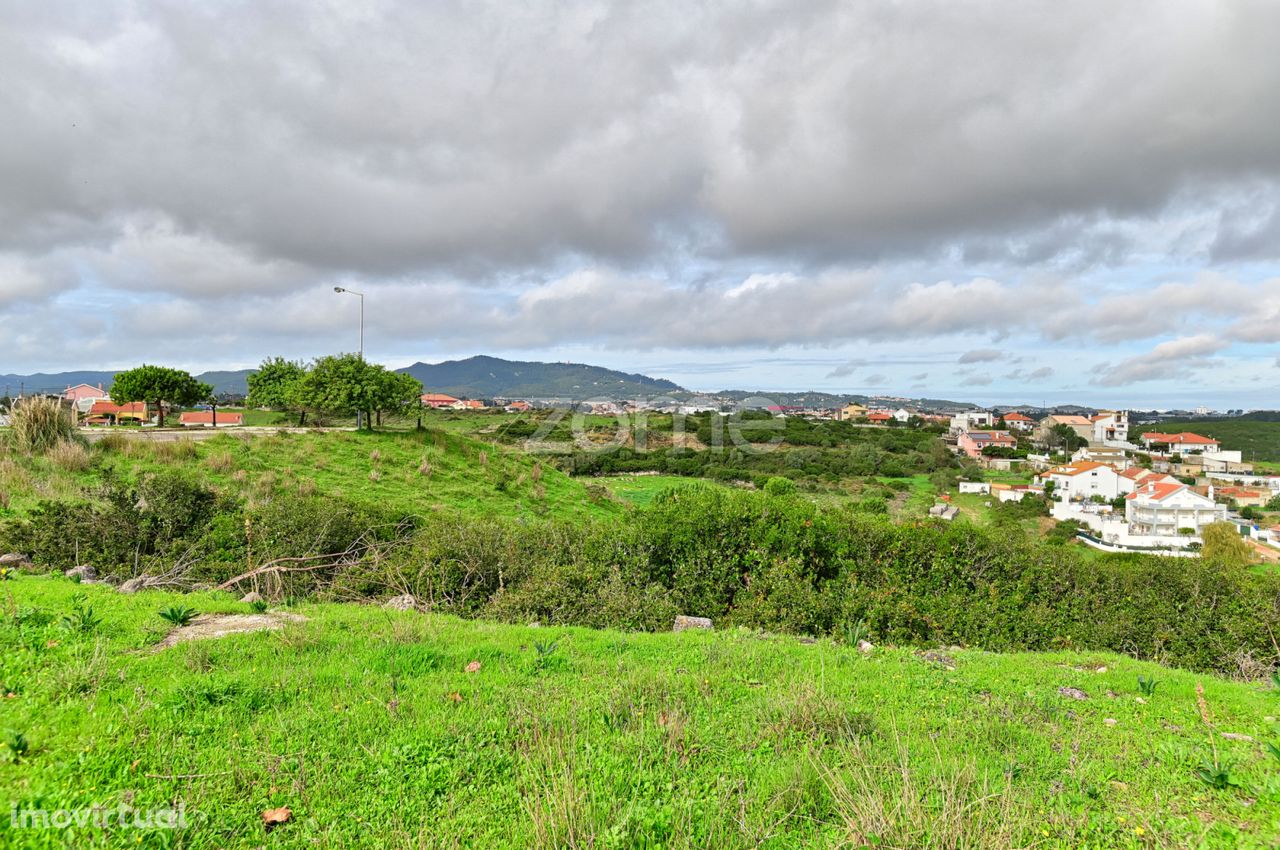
[{"xmin": 4, "ymin": 478, "xmax": 1278, "ymax": 674}]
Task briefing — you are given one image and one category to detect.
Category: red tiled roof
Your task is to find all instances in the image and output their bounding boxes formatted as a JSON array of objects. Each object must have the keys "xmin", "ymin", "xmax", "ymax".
[
  {"xmin": 1001, "ymin": 412, "xmax": 1033, "ymax": 422},
  {"xmin": 1045, "ymin": 461, "xmax": 1110, "ymax": 477},
  {"xmin": 1126, "ymin": 482, "xmax": 1186, "ymax": 502},
  {"xmin": 421, "ymin": 392, "xmax": 460, "ymax": 404},
  {"xmin": 88, "ymin": 401, "xmax": 147, "ymax": 417},
  {"xmin": 179, "ymin": 411, "xmax": 243, "ymax": 425},
  {"xmin": 1141, "ymin": 431, "xmax": 1217, "ymax": 445},
  {"xmin": 866, "ymin": 412, "xmax": 892, "ymax": 421}
]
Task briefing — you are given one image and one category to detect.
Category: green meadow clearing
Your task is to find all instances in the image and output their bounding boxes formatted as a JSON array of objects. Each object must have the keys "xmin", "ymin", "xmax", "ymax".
[{"xmin": 3, "ymin": 576, "xmax": 1280, "ymax": 849}]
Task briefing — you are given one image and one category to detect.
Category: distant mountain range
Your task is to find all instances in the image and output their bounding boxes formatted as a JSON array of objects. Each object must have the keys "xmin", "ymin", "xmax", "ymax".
[
  {"xmin": 0, "ymin": 370, "xmax": 254, "ymax": 397},
  {"xmin": 1, "ymin": 356, "xmax": 980, "ymax": 408},
  {"xmin": 398, "ymin": 355, "xmax": 684, "ymax": 399}
]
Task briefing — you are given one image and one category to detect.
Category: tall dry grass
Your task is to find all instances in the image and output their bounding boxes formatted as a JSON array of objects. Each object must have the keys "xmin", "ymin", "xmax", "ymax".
[
  {"xmin": 813, "ymin": 731, "xmax": 1041, "ymax": 849},
  {"xmin": 10, "ymin": 396, "xmax": 76, "ymax": 454},
  {"xmin": 47, "ymin": 439, "xmax": 91, "ymax": 472}
]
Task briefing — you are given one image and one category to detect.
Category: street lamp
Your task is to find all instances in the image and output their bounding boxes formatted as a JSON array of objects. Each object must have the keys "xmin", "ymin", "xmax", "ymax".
[
  {"xmin": 333, "ymin": 286, "xmax": 365, "ymax": 359},
  {"xmin": 334, "ymin": 286, "xmax": 366, "ymax": 429}
]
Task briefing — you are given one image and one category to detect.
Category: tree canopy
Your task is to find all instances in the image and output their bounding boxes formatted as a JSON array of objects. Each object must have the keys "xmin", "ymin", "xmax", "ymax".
[
  {"xmin": 294, "ymin": 354, "xmax": 422, "ymax": 428},
  {"xmin": 110, "ymin": 365, "xmax": 212, "ymax": 427},
  {"xmin": 247, "ymin": 357, "xmax": 307, "ymax": 424}
]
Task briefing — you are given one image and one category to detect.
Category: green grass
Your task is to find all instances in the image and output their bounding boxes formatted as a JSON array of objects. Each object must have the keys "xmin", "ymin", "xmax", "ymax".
[
  {"xmin": 593, "ymin": 474, "xmax": 719, "ymax": 506},
  {"xmin": 2, "ymin": 575, "xmax": 1280, "ymax": 847},
  {"xmin": 0, "ymin": 429, "xmax": 619, "ymax": 522}
]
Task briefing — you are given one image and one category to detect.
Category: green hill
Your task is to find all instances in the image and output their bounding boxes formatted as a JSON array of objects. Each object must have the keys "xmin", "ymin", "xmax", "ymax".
[
  {"xmin": 0, "ymin": 428, "xmax": 619, "ymax": 523},
  {"xmin": 397, "ymin": 355, "xmax": 684, "ymax": 399},
  {"xmin": 3, "ymin": 576, "xmax": 1278, "ymax": 848}
]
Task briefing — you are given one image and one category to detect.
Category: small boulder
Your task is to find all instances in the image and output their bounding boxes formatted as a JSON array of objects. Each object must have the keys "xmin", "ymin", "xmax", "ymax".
[
  {"xmin": 118, "ymin": 577, "xmax": 150, "ymax": 594},
  {"xmin": 383, "ymin": 594, "xmax": 417, "ymax": 611},
  {"xmin": 191, "ymin": 583, "xmax": 212, "ymax": 592},
  {"xmin": 239, "ymin": 591, "xmax": 263, "ymax": 604},
  {"xmin": 1058, "ymin": 686, "xmax": 1089, "ymax": 701},
  {"xmin": 673, "ymin": 615, "xmax": 713, "ymax": 633},
  {"xmin": 856, "ymin": 639, "xmax": 875, "ymax": 655},
  {"xmin": 65, "ymin": 565, "xmax": 98, "ymax": 583},
  {"xmin": 101, "ymin": 575, "xmax": 121, "ymax": 587},
  {"xmin": 0, "ymin": 553, "xmax": 31, "ymax": 568}
]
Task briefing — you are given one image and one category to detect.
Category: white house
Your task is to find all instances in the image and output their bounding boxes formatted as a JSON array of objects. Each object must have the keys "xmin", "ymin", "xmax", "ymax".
[
  {"xmin": 958, "ymin": 481, "xmax": 991, "ymax": 495},
  {"xmin": 1089, "ymin": 410, "xmax": 1129, "ymax": 443},
  {"xmin": 1000, "ymin": 412, "xmax": 1036, "ymax": 432},
  {"xmin": 949, "ymin": 410, "xmax": 994, "ymax": 433},
  {"xmin": 892, "ymin": 408, "xmax": 914, "ymax": 423},
  {"xmin": 1140, "ymin": 431, "xmax": 1220, "ymax": 454},
  {"xmin": 1125, "ymin": 481, "xmax": 1226, "ymax": 536},
  {"xmin": 1039, "ymin": 461, "xmax": 1126, "ymax": 501}
]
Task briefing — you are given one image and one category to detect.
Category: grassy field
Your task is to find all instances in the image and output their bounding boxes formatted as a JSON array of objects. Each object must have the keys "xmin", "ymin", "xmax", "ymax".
[
  {"xmin": 1155, "ymin": 418, "xmax": 1280, "ymax": 464},
  {"xmin": 0, "ymin": 428, "xmax": 619, "ymax": 522},
  {"xmin": 592, "ymin": 473, "xmax": 719, "ymax": 506},
  {"xmin": 2, "ymin": 575, "xmax": 1279, "ymax": 848}
]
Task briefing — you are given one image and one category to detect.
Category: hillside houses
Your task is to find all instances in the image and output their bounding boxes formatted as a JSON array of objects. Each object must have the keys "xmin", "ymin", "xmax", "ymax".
[
  {"xmin": 1033, "ymin": 414, "xmax": 1093, "ymax": 444},
  {"xmin": 1125, "ymin": 481, "xmax": 1226, "ymax": 536},
  {"xmin": 1140, "ymin": 431, "xmax": 1220, "ymax": 453},
  {"xmin": 957, "ymin": 430, "xmax": 1017, "ymax": 459},
  {"xmin": 1001, "ymin": 411, "xmax": 1035, "ymax": 431}
]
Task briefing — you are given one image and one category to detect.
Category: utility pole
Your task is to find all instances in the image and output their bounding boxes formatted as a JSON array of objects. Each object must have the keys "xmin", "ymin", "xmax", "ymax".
[{"xmin": 334, "ymin": 286, "xmax": 366, "ymax": 429}]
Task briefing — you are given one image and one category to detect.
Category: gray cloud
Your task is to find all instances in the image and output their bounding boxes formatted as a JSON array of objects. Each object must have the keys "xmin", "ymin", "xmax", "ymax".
[
  {"xmin": 961, "ymin": 374, "xmax": 994, "ymax": 387},
  {"xmin": 1092, "ymin": 335, "xmax": 1225, "ymax": 386},
  {"xmin": 958, "ymin": 349, "xmax": 1001, "ymax": 364},
  {"xmin": 1028, "ymin": 366, "xmax": 1055, "ymax": 380},
  {"xmin": 2, "ymin": 0, "xmax": 1280, "ymax": 393}
]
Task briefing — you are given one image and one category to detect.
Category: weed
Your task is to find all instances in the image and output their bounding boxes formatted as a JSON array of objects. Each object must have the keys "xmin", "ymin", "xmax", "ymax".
[
  {"xmin": 533, "ymin": 639, "xmax": 560, "ymax": 671},
  {"xmin": 249, "ymin": 600, "xmax": 269, "ymax": 614},
  {"xmin": 59, "ymin": 594, "xmax": 101, "ymax": 633},
  {"xmin": 1267, "ymin": 741, "xmax": 1280, "ymax": 765},
  {"xmin": 1194, "ymin": 755, "xmax": 1238, "ymax": 790},
  {"xmin": 158, "ymin": 605, "xmax": 198, "ymax": 627},
  {"xmin": 3, "ymin": 729, "xmax": 29, "ymax": 763},
  {"xmin": 1138, "ymin": 675, "xmax": 1159, "ymax": 697},
  {"xmin": 842, "ymin": 618, "xmax": 869, "ymax": 647}
]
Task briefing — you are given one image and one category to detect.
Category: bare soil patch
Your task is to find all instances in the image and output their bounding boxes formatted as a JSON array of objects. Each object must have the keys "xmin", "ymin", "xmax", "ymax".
[{"xmin": 155, "ymin": 611, "xmax": 307, "ymax": 649}]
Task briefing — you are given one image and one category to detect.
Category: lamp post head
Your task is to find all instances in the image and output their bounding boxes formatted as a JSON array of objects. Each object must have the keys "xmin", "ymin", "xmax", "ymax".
[{"xmin": 334, "ymin": 286, "xmax": 345, "ymax": 293}]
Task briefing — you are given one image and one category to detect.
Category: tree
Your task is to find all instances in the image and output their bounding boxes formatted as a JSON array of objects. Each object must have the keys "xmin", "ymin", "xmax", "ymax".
[
  {"xmin": 1048, "ymin": 423, "xmax": 1086, "ymax": 452},
  {"xmin": 110, "ymin": 365, "xmax": 212, "ymax": 427},
  {"xmin": 1200, "ymin": 521, "xmax": 1252, "ymax": 567},
  {"xmin": 247, "ymin": 357, "xmax": 307, "ymax": 425},
  {"xmin": 294, "ymin": 354, "xmax": 422, "ymax": 429}
]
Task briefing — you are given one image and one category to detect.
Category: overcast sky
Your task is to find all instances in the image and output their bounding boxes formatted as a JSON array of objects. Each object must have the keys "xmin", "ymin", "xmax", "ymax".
[{"xmin": 2, "ymin": 1, "xmax": 1279, "ymax": 407}]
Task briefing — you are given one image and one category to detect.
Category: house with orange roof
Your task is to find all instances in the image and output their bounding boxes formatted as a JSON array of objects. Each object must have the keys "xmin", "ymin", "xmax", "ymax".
[
  {"xmin": 1000, "ymin": 411, "xmax": 1035, "ymax": 432},
  {"xmin": 505, "ymin": 400, "xmax": 532, "ymax": 412},
  {"xmin": 865, "ymin": 411, "xmax": 893, "ymax": 424},
  {"xmin": 179, "ymin": 410, "xmax": 244, "ymax": 428},
  {"xmin": 420, "ymin": 392, "xmax": 461, "ymax": 409},
  {"xmin": 1140, "ymin": 431, "xmax": 1220, "ymax": 453},
  {"xmin": 451, "ymin": 399, "xmax": 486, "ymax": 410},
  {"xmin": 1117, "ymin": 466, "xmax": 1181, "ymax": 494},
  {"xmin": 1125, "ymin": 480, "xmax": 1226, "ymax": 536},
  {"xmin": 1037, "ymin": 460, "xmax": 1126, "ymax": 500},
  {"xmin": 83, "ymin": 400, "xmax": 150, "ymax": 426}
]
